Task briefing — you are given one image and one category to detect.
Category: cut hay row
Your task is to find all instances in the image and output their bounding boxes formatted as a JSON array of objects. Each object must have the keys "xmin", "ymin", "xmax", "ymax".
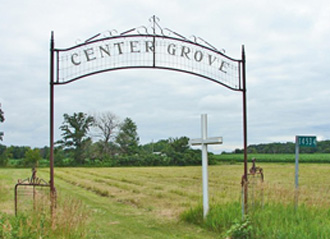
[{"xmin": 38, "ymin": 163, "xmax": 330, "ymax": 220}]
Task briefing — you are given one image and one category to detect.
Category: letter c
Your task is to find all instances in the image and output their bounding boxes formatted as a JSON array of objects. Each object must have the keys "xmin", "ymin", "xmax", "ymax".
[{"xmin": 71, "ymin": 53, "xmax": 81, "ymax": 66}]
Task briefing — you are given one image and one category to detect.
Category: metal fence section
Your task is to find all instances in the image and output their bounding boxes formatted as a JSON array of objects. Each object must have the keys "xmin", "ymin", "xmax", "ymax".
[
  {"xmin": 242, "ymin": 158, "xmax": 264, "ymax": 215},
  {"xmin": 14, "ymin": 168, "xmax": 55, "ymax": 216},
  {"xmin": 247, "ymin": 173, "xmax": 264, "ymax": 211}
]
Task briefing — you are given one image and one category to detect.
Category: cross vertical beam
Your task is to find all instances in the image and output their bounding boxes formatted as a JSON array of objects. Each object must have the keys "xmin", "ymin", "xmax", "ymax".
[
  {"xmin": 189, "ymin": 114, "xmax": 223, "ymax": 218},
  {"xmin": 201, "ymin": 114, "xmax": 209, "ymax": 218}
]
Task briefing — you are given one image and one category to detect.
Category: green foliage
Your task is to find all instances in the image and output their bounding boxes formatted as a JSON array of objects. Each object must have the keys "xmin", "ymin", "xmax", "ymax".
[
  {"xmin": 5, "ymin": 107, "xmax": 330, "ymax": 168},
  {"xmin": 141, "ymin": 137, "xmax": 201, "ymax": 166},
  {"xmin": 181, "ymin": 202, "xmax": 330, "ymax": 239},
  {"xmin": 0, "ymin": 144, "xmax": 9, "ymax": 167},
  {"xmin": 54, "ymin": 146, "xmax": 66, "ymax": 166},
  {"xmin": 181, "ymin": 202, "xmax": 242, "ymax": 234},
  {"xmin": 39, "ymin": 146, "xmax": 50, "ymax": 159},
  {"xmin": 0, "ymin": 105, "xmax": 4, "ymax": 123},
  {"xmin": 0, "ymin": 213, "xmax": 30, "ymax": 238},
  {"xmin": 251, "ymin": 203, "xmax": 330, "ymax": 238},
  {"xmin": 7, "ymin": 146, "xmax": 30, "ymax": 159},
  {"xmin": 234, "ymin": 140, "xmax": 330, "ymax": 154},
  {"xmin": 58, "ymin": 112, "xmax": 94, "ymax": 164},
  {"xmin": 22, "ymin": 148, "xmax": 42, "ymax": 167},
  {"xmin": 0, "ymin": 200, "xmax": 89, "ymax": 239},
  {"xmin": 215, "ymin": 153, "xmax": 330, "ymax": 163},
  {"xmin": 166, "ymin": 137, "xmax": 190, "ymax": 166},
  {"xmin": 0, "ymin": 154, "xmax": 8, "ymax": 167},
  {"xmin": 116, "ymin": 117, "xmax": 139, "ymax": 155},
  {"xmin": 225, "ymin": 217, "xmax": 252, "ymax": 239},
  {"xmin": 180, "ymin": 204, "xmax": 204, "ymax": 225}
]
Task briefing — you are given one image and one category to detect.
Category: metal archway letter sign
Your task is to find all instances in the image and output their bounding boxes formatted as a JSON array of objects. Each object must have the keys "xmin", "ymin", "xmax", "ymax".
[
  {"xmin": 54, "ymin": 17, "xmax": 243, "ymax": 91},
  {"xmin": 56, "ymin": 36, "xmax": 241, "ymax": 90},
  {"xmin": 49, "ymin": 16, "xmax": 248, "ymax": 213}
]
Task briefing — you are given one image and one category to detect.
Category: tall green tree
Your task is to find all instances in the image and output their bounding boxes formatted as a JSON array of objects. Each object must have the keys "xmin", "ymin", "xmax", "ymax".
[
  {"xmin": 168, "ymin": 137, "xmax": 190, "ymax": 153},
  {"xmin": 58, "ymin": 112, "xmax": 94, "ymax": 164},
  {"xmin": 116, "ymin": 117, "xmax": 139, "ymax": 155},
  {"xmin": 166, "ymin": 137, "xmax": 194, "ymax": 165}
]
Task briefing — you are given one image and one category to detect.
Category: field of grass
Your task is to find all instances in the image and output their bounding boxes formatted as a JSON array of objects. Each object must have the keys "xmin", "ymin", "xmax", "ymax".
[
  {"xmin": 215, "ymin": 153, "xmax": 330, "ymax": 163},
  {"xmin": 1, "ymin": 163, "xmax": 330, "ymax": 238}
]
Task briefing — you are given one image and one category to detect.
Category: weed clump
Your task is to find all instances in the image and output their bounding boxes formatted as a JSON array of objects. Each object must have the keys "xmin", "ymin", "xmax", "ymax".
[
  {"xmin": 181, "ymin": 202, "xmax": 330, "ymax": 239},
  {"xmin": 0, "ymin": 195, "xmax": 90, "ymax": 239}
]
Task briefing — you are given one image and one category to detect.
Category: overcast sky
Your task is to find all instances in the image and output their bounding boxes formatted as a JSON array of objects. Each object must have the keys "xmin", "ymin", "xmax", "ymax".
[{"xmin": 0, "ymin": 0, "xmax": 329, "ymax": 153}]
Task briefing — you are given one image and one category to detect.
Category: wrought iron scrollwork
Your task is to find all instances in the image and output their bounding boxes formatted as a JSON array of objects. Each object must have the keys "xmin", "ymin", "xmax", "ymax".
[
  {"xmin": 77, "ymin": 16, "xmax": 225, "ymax": 53},
  {"xmin": 16, "ymin": 167, "xmax": 49, "ymax": 186}
]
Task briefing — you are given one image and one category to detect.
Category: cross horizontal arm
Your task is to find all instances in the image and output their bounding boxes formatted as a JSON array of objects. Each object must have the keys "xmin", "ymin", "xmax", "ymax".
[{"xmin": 189, "ymin": 137, "xmax": 223, "ymax": 146}]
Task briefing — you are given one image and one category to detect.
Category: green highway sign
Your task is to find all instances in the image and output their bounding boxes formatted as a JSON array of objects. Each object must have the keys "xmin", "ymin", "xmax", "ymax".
[{"xmin": 297, "ymin": 136, "xmax": 317, "ymax": 147}]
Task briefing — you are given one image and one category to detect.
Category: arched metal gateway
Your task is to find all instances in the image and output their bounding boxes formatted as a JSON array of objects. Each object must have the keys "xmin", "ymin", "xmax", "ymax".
[{"xmin": 49, "ymin": 16, "xmax": 248, "ymax": 208}]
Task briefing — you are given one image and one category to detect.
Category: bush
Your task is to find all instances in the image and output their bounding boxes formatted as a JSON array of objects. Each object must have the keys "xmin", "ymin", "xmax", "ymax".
[
  {"xmin": 0, "ymin": 152, "xmax": 9, "ymax": 167},
  {"xmin": 225, "ymin": 217, "xmax": 252, "ymax": 239},
  {"xmin": 22, "ymin": 148, "xmax": 42, "ymax": 167}
]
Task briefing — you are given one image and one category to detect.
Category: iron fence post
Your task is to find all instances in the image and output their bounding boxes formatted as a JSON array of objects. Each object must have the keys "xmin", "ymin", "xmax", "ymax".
[
  {"xmin": 242, "ymin": 45, "xmax": 248, "ymax": 214},
  {"xmin": 49, "ymin": 32, "xmax": 56, "ymax": 221}
]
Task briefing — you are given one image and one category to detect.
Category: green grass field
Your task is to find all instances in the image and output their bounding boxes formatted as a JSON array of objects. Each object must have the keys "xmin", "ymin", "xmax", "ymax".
[
  {"xmin": 1, "ymin": 163, "xmax": 330, "ymax": 238},
  {"xmin": 215, "ymin": 153, "xmax": 330, "ymax": 163}
]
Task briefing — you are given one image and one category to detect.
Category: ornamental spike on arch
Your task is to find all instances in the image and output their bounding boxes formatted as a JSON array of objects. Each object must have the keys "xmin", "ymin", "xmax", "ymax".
[{"xmin": 49, "ymin": 16, "xmax": 249, "ymax": 214}]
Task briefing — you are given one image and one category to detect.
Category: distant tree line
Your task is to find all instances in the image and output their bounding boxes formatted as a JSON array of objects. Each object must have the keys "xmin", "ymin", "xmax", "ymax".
[
  {"xmin": 2, "ymin": 110, "xmax": 330, "ymax": 168},
  {"xmin": 0, "ymin": 111, "xmax": 214, "ymax": 168},
  {"xmin": 231, "ymin": 141, "xmax": 330, "ymax": 154}
]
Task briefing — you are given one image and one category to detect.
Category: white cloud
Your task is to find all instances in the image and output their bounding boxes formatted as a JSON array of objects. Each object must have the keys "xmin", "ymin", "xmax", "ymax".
[{"xmin": 0, "ymin": 0, "xmax": 329, "ymax": 152}]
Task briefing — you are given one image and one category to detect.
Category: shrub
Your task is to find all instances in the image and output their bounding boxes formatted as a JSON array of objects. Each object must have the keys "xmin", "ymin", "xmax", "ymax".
[{"xmin": 22, "ymin": 148, "xmax": 42, "ymax": 167}]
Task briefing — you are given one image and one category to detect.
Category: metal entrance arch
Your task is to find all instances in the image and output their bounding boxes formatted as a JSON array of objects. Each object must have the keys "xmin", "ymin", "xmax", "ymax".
[{"xmin": 49, "ymin": 16, "xmax": 248, "ymax": 207}]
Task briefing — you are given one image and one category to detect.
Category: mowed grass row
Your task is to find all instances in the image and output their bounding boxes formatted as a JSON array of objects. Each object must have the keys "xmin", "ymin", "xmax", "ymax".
[
  {"xmin": 43, "ymin": 163, "xmax": 330, "ymax": 219},
  {"xmin": 49, "ymin": 166, "xmax": 243, "ymax": 218},
  {"xmin": 0, "ymin": 168, "xmax": 220, "ymax": 238}
]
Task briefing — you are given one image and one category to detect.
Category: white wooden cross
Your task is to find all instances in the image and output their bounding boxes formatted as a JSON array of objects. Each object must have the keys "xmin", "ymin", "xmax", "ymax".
[{"xmin": 189, "ymin": 114, "xmax": 223, "ymax": 218}]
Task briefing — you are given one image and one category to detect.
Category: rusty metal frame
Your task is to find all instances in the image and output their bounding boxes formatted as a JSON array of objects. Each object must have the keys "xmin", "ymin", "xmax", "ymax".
[
  {"xmin": 14, "ymin": 177, "xmax": 53, "ymax": 216},
  {"xmin": 49, "ymin": 16, "xmax": 248, "ymax": 213},
  {"xmin": 246, "ymin": 173, "xmax": 264, "ymax": 211}
]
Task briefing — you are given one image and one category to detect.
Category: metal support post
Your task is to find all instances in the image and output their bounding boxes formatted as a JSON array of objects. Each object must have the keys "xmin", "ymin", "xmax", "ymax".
[
  {"xmin": 294, "ymin": 136, "xmax": 299, "ymax": 209},
  {"xmin": 49, "ymin": 31, "xmax": 56, "ymax": 221},
  {"xmin": 242, "ymin": 45, "xmax": 248, "ymax": 214}
]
